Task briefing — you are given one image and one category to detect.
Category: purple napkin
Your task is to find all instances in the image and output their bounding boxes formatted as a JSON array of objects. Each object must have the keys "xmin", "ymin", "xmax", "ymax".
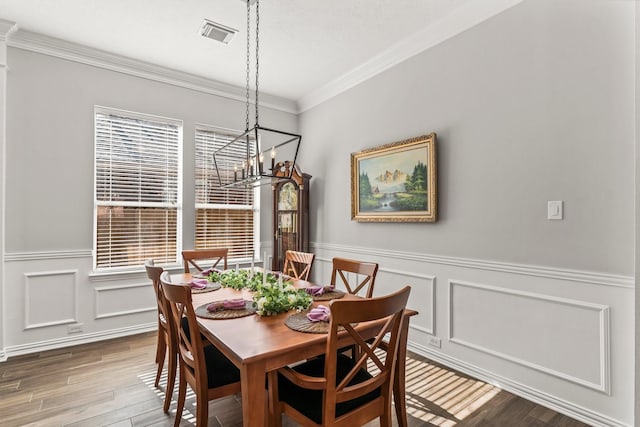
[
  {"xmin": 304, "ymin": 285, "xmax": 334, "ymax": 296},
  {"xmin": 307, "ymin": 305, "xmax": 330, "ymax": 322},
  {"xmin": 207, "ymin": 298, "xmax": 246, "ymax": 312},
  {"xmin": 189, "ymin": 278, "xmax": 208, "ymax": 289},
  {"xmin": 201, "ymin": 267, "xmax": 222, "ymax": 276}
]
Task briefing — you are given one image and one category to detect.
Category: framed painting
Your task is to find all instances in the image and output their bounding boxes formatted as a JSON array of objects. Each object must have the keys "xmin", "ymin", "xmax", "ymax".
[{"xmin": 351, "ymin": 133, "xmax": 437, "ymax": 222}]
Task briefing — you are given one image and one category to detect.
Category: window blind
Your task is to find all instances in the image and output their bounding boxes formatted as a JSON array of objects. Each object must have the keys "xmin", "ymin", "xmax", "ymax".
[
  {"xmin": 195, "ymin": 127, "xmax": 257, "ymax": 261},
  {"xmin": 94, "ymin": 107, "xmax": 182, "ymax": 269}
]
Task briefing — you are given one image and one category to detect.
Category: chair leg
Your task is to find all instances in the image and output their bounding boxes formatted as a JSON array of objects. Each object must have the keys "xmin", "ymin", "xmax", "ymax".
[
  {"xmin": 174, "ymin": 368, "xmax": 186, "ymax": 427},
  {"xmin": 195, "ymin": 385, "xmax": 209, "ymax": 427},
  {"xmin": 163, "ymin": 350, "xmax": 177, "ymax": 413},
  {"xmin": 154, "ymin": 328, "xmax": 167, "ymax": 387}
]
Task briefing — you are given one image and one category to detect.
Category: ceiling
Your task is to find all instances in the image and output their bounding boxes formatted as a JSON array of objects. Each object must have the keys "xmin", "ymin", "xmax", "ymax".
[{"xmin": 0, "ymin": 0, "xmax": 522, "ymax": 110}]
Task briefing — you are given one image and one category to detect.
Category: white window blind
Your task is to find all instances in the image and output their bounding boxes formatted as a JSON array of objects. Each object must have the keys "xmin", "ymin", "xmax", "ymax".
[
  {"xmin": 94, "ymin": 107, "xmax": 182, "ymax": 269},
  {"xmin": 195, "ymin": 127, "xmax": 258, "ymax": 261}
]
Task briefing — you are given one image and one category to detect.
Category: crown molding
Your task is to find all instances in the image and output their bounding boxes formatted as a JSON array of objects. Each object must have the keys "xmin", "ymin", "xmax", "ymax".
[
  {"xmin": 6, "ymin": 29, "xmax": 298, "ymax": 114},
  {"xmin": 297, "ymin": 0, "xmax": 525, "ymax": 112},
  {"xmin": 0, "ymin": 19, "xmax": 16, "ymax": 41}
]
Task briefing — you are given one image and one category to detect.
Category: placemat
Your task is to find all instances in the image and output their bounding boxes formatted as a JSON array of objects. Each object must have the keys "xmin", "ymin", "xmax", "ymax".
[
  {"xmin": 195, "ymin": 300, "xmax": 256, "ymax": 319},
  {"xmin": 284, "ymin": 312, "xmax": 355, "ymax": 334},
  {"xmin": 191, "ymin": 283, "xmax": 222, "ymax": 294},
  {"xmin": 313, "ymin": 289, "xmax": 346, "ymax": 301}
]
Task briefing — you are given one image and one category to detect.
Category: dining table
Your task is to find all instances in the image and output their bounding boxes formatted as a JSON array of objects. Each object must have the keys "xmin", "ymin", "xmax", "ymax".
[{"xmin": 168, "ymin": 272, "xmax": 417, "ymax": 427}]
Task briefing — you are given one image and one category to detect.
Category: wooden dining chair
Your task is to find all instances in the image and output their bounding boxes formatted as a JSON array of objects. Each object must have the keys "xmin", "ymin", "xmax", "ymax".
[
  {"xmin": 159, "ymin": 272, "xmax": 241, "ymax": 427},
  {"xmin": 181, "ymin": 248, "xmax": 228, "ymax": 273},
  {"xmin": 144, "ymin": 260, "xmax": 176, "ymax": 413},
  {"xmin": 330, "ymin": 257, "xmax": 379, "ymax": 298},
  {"xmin": 267, "ymin": 286, "xmax": 411, "ymax": 427},
  {"xmin": 283, "ymin": 250, "xmax": 315, "ymax": 280}
]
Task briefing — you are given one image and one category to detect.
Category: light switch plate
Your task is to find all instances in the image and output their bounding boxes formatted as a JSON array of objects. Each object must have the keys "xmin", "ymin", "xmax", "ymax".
[{"xmin": 548, "ymin": 201, "xmax": 563, "ymax": 220}]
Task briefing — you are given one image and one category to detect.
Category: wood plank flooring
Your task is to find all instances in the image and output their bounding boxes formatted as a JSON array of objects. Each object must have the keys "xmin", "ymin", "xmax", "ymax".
[{"xmin": 0, "ymin": 332, "xmax": 591, "ymax": 427}]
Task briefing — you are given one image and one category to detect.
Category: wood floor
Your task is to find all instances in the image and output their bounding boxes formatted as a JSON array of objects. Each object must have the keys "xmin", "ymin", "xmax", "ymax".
[{"xmin": 0, "ymin": 332, "xmax": 590, "ymax": 427}]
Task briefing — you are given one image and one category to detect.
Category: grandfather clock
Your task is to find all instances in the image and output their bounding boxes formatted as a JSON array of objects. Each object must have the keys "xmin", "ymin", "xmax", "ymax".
[{"xmin": 272, "ymin": 161, "xmax": 311, "ymax": 272}]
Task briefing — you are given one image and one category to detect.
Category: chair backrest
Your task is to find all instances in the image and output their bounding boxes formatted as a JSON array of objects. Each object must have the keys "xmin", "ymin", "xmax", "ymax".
[
  {"xmin": 159, "ymin": 272, "xmax": 208, "ymax": 386},
  {"xmin": 145, "ymin": 259, "xmax": 169, "ymax": 324},
  {"xmin": 283, "ymin": 250, "xmax": 315, "ymax": 280},
  {"xmin": 182, "ymin": 248, "xmax": 228, "ymax": 273},
  {"xmin": 323, "ymin": 286, "xmax": 411, "ymax": 424},
  {"xmin": 330, "ymin": 257, "xmax": 379, "ymax": 298}
]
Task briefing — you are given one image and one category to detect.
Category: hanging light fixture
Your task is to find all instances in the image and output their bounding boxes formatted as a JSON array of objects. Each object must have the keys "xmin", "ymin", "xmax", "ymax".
[{"xmin": 213, "ymin": 0, "xmax": 302, "ymax": 188}]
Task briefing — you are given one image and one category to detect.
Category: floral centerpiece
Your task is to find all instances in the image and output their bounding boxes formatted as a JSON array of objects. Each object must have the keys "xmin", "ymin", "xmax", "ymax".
[{"xmin": 252, "ymin": 280, "xmax": 312, "ymax": 316}]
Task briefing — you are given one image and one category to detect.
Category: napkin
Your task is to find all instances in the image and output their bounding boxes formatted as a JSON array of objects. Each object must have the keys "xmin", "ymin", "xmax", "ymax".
[
  {"xmin": 201, "ymin": 267, "xmax": 222, "ymax": 276},
  {"xmin": 307, "ymin": 305, "xmax": 330, "ymax": 322},
  {"xmin": 207, "ymin": 299, "xmax": 246, "ymax": 312},
  {"xmin": 304, "ymin": 285, "xmax": 334, "ymax": 296},
  {"xmin": 189, "ymin": 278, "xmax": 208, "ymax": 289}
]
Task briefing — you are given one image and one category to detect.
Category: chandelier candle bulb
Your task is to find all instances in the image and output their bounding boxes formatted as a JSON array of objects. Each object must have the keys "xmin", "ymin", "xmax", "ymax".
[
  {"xmin": 271, "ymin": 147, "xmax": 275, "ymax": 170},
  {"xmin": 234, "ymin": 165, "xmax": 238, "ymax": 181}
]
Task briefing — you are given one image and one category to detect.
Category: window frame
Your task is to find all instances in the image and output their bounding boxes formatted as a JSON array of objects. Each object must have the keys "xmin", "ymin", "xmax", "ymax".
[
  {"xmin": 93, "ymin": 105, "xmax": 183, "ymax": 272},
  {"xmin": 194, "ymin": 124, "xmax": 260, "ymax": 265}
]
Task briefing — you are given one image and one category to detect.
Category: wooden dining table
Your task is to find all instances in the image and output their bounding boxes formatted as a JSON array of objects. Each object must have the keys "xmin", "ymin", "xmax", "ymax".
[{"xmin": 168, "ymin": 273, "xmax": 417, "ymax": 427}]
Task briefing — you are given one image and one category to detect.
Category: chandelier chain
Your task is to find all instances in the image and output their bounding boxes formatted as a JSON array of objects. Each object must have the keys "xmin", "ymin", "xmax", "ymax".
[
  {"xmin": 255, "ymin": 0, "xmax": 260, "ymax": 126},
  {"xmin": 245, "ymin": 0, "xmax": 251, "ymax": 132}
]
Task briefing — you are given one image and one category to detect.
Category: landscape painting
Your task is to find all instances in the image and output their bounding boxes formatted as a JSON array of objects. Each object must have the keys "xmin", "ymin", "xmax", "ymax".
[{"xmin": 351, "ymin": 134, "xmax": 437, "ymax": 222}]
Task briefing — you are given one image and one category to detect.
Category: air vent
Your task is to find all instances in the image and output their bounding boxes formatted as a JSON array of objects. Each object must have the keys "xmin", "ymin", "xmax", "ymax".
[{"xmin": 200, "ymin": 19, "xmax": 238, "ymax": 44}]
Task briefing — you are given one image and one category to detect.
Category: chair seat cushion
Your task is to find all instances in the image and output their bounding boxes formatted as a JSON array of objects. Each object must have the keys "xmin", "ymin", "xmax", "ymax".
[
  {"xmin": 277, "ymin": 354, "xmax": 380, "ymax": 424},
  {"xmin": 204, "ymin": 344, "xmax": 241, "ymax": 388}
]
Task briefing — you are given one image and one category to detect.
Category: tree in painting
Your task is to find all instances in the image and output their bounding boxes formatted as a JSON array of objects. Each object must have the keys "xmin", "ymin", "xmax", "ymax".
[{"xmin": 359, "ymin": 172, "xmax": 379, "ymax": 210}]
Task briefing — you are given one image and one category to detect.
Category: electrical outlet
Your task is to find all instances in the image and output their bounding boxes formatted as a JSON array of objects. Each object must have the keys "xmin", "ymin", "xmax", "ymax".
[
  {"xmin": 67, "ymin": 324, "xmax": 83, "ymax": 334},
  {"xmin": 428, "ymin": 336, "xmax": 441, "ymax": 348}
]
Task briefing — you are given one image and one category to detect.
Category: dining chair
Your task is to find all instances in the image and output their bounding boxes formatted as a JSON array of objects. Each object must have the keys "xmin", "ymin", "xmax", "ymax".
[
  {"xmin": 330, "ymin": 257, "xmax": 379, "ymax": 298},
  {"xmin": 267, "ymin": 286, "xmax": 411, "ymax": 427},
  {"xmin": 144, "ymin": 260, "xmax": 176, "ymax": 413},
  {"xmin": 182, "ymin": 248, "xmax": 228, "ymax": 273},
  {"xmin": 159, "ymin": 272, "xmax": 241, "ymax": 427},
  {"xmin": 283, "ymin": 250, "xmax": 315, "ymax": 280}
]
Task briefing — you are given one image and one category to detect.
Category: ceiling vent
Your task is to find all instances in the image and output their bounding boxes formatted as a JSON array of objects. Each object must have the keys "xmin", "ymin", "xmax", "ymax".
[{"xmin": 200, "ymin": 19, "xmax": 238, "ymax": 44}]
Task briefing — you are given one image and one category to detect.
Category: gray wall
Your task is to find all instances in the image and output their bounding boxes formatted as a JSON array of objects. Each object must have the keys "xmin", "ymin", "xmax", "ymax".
[
  {"xmin": 300, "ymin": 0, "xmax": 634, "ymax": 275},
  {"xmin": 6, "ymin": 48, "xmax": 294, "ymax": 253},
  {"xmin": 299, "ymin": 0, "xmax": 635, "ymax": 425}
]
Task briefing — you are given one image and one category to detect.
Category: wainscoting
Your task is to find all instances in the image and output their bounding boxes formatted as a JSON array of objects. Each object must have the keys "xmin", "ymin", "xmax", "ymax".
[
  {"xmin": 310, "ymin": 242, "xmax": 634, "ymax": 427},
  {"xmin": 1, "ymin": 244, "xmax": 635, "ymax": 426}
]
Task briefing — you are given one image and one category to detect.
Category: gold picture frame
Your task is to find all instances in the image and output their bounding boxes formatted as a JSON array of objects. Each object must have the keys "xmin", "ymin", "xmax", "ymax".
[{"xmin": 351, "ymin": 133, "xmax": 437, "ymax": 222}]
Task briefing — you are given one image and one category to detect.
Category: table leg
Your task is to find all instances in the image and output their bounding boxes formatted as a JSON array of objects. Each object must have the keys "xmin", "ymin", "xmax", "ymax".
[
  {"xmin": 394, "ymin": 313, "xmax": 411, "ymax": 427},
  {"xmin": 241, "ymin": 361, "xmax": 267, "ymax": 427}
]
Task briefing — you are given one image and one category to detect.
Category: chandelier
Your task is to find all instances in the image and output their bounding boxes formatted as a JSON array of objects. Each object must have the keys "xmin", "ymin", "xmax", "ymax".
[{"xmin": 213, "ymin": 0, "xmax": 302, "ymax": 188}]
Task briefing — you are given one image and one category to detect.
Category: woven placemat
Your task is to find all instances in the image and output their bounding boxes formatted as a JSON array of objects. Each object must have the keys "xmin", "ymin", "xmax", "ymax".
[
  {"xmin": 313, "ymin": 290, "xmax": 346, "ymax": 301},
  {"xmin": 191, "ymin": 283, "xmax": 221, "ymax": 294},
  {"xmin": 284, "ymin": 312, "xmax": 356, "ymax": 334},
  {"xmin": 195, "ymin": 300, "xmax": 256, "ymax": 319}
]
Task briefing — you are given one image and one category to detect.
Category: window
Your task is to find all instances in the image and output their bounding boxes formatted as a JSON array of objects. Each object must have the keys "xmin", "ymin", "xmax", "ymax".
[
  {"xmin": 195, "ymin": 126, "xmax": 258, "ymax": 262},
  {"xmin": 94, "ymin": 107, "xmax": 182, "ymax": 270}
]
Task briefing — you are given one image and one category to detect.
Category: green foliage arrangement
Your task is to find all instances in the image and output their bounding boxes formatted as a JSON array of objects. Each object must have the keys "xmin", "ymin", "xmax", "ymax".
[
  {"xmin": 252, "ymin": 280, "xmax": 313, "ymax": 316},
  {"xmin": 208, "ymin": 269, "xmax": 277, "ymax": 292}
]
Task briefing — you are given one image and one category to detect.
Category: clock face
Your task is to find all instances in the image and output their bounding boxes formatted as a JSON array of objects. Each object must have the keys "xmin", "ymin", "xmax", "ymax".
[{"xmin": 278, "ymin": 182, "xmax": 298, "ymax": 210}]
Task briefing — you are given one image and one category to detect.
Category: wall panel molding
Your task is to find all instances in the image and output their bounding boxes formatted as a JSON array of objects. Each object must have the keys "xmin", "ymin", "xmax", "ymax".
[
  {"xmin": 24, "ymin": 270, "xmax": 78, "ymax": 330},
  {"xmin": 311, "ymin": 242, "xmax": 633, "ymax": 289},
  {"xmin": 5, "ymin": 250, "xmax": 92, "ymax": 262},
  {"xmin": 409, "ymin": 342, "xmax": 626, "ymax": 427},
  {"xmin": 448, "ymin": 279, "xmax": 611, "ymax": 394},
  {"xmin": 94, "ymin": 283, "xmax": 156, "ymax": 319}
]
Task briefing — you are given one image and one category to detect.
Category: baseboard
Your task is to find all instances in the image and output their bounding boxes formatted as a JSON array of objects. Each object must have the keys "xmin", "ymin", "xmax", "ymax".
[
  {"xmin": 407, "ymin": 341, "xmax": 629, "ymax": 427},
  {"xmin": 3, "ymin": 323, "xmax": 156, "ymax": 360}
]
